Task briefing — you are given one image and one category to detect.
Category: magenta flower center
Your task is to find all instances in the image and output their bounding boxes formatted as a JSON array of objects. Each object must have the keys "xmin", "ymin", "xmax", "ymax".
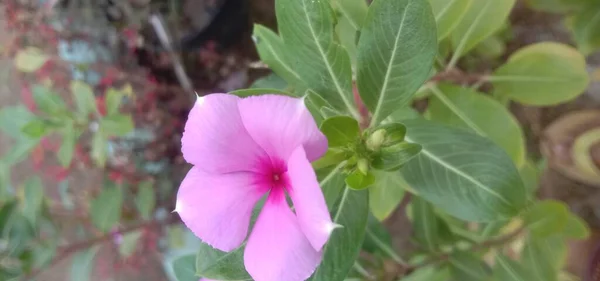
[{"xmin": 261, "ymin": 157, "xmax": 290, "ymax": 192}]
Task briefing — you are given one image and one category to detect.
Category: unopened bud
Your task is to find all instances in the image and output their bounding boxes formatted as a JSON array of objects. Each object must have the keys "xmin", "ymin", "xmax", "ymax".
[{"xmin": 366, "ymin": 129, "xmax": 386, "ymax": 151}]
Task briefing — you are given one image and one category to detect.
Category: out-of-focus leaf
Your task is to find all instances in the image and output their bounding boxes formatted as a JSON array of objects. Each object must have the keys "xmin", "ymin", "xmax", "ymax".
[
  {"xmin": 196, "ymin": 243, "xmax": 251, "ymax": 280},
  {"xmin": 100, "ymin": 114, "xmax": 134, "ymax": 137},
  {"xmin": 21, "ymin": 177, "xmax": 44, "ymax": 226},
  {"xmin": 119, "ymin": 230, "xmax": 142, "ymax": 258},
  {"xmin": 70, "ymin": 80, "xmax": 97, "ymax": 118},
  {"xmin": 70, "ymin": 245, "xmax": 100, "ymax": 281},
  {"xmin": 429, "ymin": 0, "xmax": 472, "ymax": 40},
  {"xmin": 135, "ymin": 181, "xmax": 155, "ymax": 220},
  {"xmin": 449, "ymin": 251, "xmax": 491, "ymax": 280},
  {"xmin": 14, "ymin": 47, "xmax": 48, "ymax": 73},
  {"xmin": 90, "ymin": 187, "xmax": 123, "ymax": 232},
  {"xmin": 369, "ymin": 171, "xmax": 407, "ymax": 221},
  {"xmin": 523, "ymin": 200, "xmax": 569, "ymax": 239}
]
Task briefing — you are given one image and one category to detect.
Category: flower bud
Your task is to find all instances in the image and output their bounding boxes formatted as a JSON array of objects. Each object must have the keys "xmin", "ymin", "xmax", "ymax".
[
  {"xmin": 357, "ymin": 158, "xmax": 369, "ymax": 175},
  {"xmin": 366, "ymin": 129, "xmax": 386, "ymax": 151}
]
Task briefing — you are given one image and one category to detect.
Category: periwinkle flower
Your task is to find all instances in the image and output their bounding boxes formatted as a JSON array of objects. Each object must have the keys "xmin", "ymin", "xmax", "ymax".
[{"xmin": 176, "ymin": 94, "xmax": 336, "ymax": 281}]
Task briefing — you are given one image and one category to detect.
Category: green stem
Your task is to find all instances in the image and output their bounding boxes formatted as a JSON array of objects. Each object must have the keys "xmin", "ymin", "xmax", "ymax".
[{"xmin": 365, "ymin": 228, "xmax": 408, "ymax": 266}]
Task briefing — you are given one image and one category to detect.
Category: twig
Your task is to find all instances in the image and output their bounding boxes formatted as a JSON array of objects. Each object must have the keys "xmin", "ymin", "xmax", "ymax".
[{"xmin": 428, "ymin": 68, "xmax": 488, "ymax": 86}]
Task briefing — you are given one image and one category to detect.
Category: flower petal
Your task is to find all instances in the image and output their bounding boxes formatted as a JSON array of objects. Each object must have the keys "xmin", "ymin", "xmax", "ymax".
[
  {"xmin": 244, "ymin": 189, "xmax": 321, "ymax": 281},
  {"xmin": 238, "ymin": 95, "xmax": 327, "ymax": 163},
  {"xmin": 181, "ymin": 94, "xmax": 268, "ymax": 173},
  {"xmin": 175, "ymin": 167, "xmax": 266, "ymax": 251},
  {"xmin": 287, "ymin": 146, "xmax": 335, "ymax": 251}
]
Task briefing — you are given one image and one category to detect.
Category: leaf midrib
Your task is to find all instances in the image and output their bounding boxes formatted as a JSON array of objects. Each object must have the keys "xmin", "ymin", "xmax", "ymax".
[
  {"xmin": 405, "ymin": 136, "xmax": 512, "ymax": 207},
  {"xmin": 300, "ymin": 0, "xmax": 355, "ymax": 116},
  {"xmin": 261, "ymin": 31, "xmax": 302, "ymax": 82},
  {"xmin": 369, "ymin": 0, "xmax": 412, "ymax": 127},
  {"xmin": 448, "ymin": 0, "xmax": 493, "ymax": 67},
  {"xmin": 496, "ymin": 255, "xmax": 526, "ymax": 281}
]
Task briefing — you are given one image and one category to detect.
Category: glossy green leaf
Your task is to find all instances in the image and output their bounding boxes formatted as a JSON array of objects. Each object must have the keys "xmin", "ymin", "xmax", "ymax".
[
  {"xmin": 369, "ymin": 171, "xmax": 407, "ymax": 221},
  {"xmin": 524, "ymin": 200, "xmax": 569, "ymax": 239},
  {"xmin": 563, "ymin": 213, "xmax": 590, "ymax": 239},
  {"xmin": 70, "ymin": 246, "xmax": 100, "ymax": 281},
  {"xmin": 276, "ymin": 0, "xmax": 357, "ymax": 116},
  {"xmin": 345, "ymin": 170, "xmax": 375, "ymax": 190},
  {"xmin": 449, "ymin": 251, "xmax": 490, "ymax": 280},
  {"xmin": 196, "ymin": 243, "xmax": 251, "ymax": 280},
  {"xmin": 356, "ymin": 0, "xmax": 437, "ymax": 126},
  {"xmin": 22, "ymin": 177, "xmax": 44, "ymax": 226},
  {"xmin": 429, "ymin": 0, "xmax": 473, "ymax": 40},
  {"xmin": 335, "ymin": 14, "xmax": 359, "ymax": 66},
  {"xmin": 372, "ymin": 142, "xmax": 422, "ymax": 171},
  {"xmin": 494, "ymin": 254, "xmax": 534, "ymax": 281},
  {"xmin": 119, "ymin": 230, "xmax": 142, "ymax": 258},
  {"xmin": 570, "ymin": 3, "xmax": 600, "ymax": 55},
  {"xmin": 105, "ymin": 88, "xmax": 124, "ymax": 116},
  {"xmin": 253, "ymin": 25, "xmax": 302, "ymax": 84},
  {"xmin": 70, "ymin": 80, "xmax": 97, "ymax": 118},
  {"xmin": 100, "ymin": 114, "xmax": 134, "ymax": 137},
  {"xmin": 91, "ymin": 130, "xmax": 107, "ymax": 168},
  {"xmin": 90, "ymin": 187, "xmax": 123, "ymax": 232},
  {"xmin": 320, "ymin": 116, "xmax": 360, "ymax": 148},
  {"xmin": 135, "ymin": 181, "xmax": 155, "ymax": 220},
  {"xmin": 492, "ymin": 42, "xmax": 589, "ymax": 106},
  {"xmin": 450, "ymin": 0, "xmax": 516, "ymax": 63},
  {"xmin": 400, "ymin": 119, "xmax": 527, "ymax": 222},
  {"xmin": 14, "ymin": 47, "xmax": 48, "ymax": 73},
  {"xmin": 310, "ymin": 188, "xmax": 369, "ymax": 281},
  {"xmin": 229, "ymin": 87, "xmax": 294, "ymax": 98},
  {"xmin": 32, "ymin": 85, "xmax": 67, "ymax": 115},
  {"xmin": 317, "ymin": 163, "xmax": 347, "ymax": 210},
  {"xmin": 173, "ymin": 254, "xmax": 197, "ymax": 281},
  {"xmin": 427, "ymin": 84, "xmax": 526, "ymax": 167},
  {"xmin": 21, "ymin": 118, "xmax": 49, "ymax": 139},
  {"xmin": 58, "ymin": 122, "xmax": 78, "ymax": 167}
]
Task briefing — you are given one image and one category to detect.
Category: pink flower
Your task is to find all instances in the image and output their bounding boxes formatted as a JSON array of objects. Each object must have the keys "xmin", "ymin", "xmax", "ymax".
[{"xmin": 176, "ymin": 94, "xmax": 335, "ymax": 281}]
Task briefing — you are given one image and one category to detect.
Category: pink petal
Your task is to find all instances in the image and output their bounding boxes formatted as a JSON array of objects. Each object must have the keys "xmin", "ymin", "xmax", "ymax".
[
  {"xmin": 181, "ymin": 94, "xmax": 268, "ymax": 173},
  {"xmin": 287, "ymin": 146, "xmax": 335, "ymax": 251},
  {"xmin": 244, "ymin": 189, "xmax": 322, "ymax": 281},
  {"xmin": 175, "ymin": 167, "xmax": 266, "ymax": 251},
  {"xmin": 238, "ymin": 95, "xmax": 327, "ymax": 163}
]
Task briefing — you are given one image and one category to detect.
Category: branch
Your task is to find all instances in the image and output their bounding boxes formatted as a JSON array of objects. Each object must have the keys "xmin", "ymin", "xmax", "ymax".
[{"xmin": 428, "ymin": 68, "xmax": 488, "ymax": 86}]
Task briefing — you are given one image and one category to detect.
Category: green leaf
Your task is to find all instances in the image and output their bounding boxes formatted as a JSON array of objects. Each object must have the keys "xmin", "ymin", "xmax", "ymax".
[
  {"xmin": 173, "ymin": 255, "xmax": 197, "ymax": 281},
  {"xmin": 335, "ymin": 14, "xmax": 359, "ymax": 66},
  {"xmin": 58, "ymin": 122, "xmax": 79, "ymax": 167},
  {"xmin": 91, "ymin": 130, "xmax": 108, "ymax": 168},
  {"xmin": 196, "ymin": 243, "xmax": 251, "ymax": 280},
  {"xmin": 522, "ymin": 237, "xmax": 564, "ymax": 281},
  {"xmin": 0, "ymin": 106, "xmax": 36, "ymax": 139},
  {"xmin": 449, "ymin": 251, "xmax": 490, "ymax": 280},
  {"xmin": 276, "ymin": 0, "xmax": 357, "ymax": 116},
  {"xmin": 333, "ymin": 0, "xmax": 368, "ymax": 31},
  {"xmin": 520, "ymin": 160, "xmax": 540, "ymax": 197},
  {"xmin": 32, "ymin": 85, "xmax": 68, "ymax": 115},
  {"xmin": 563, "ymin": 213, "xmax": 590, "ymax": 239},
  {"xmin": 21, "ymin": 177, "xmax": 44, "ymax": 226},
  {"xmin": 119, "ymin": 230, "xmax": 142, "ymax": 258},
  {"xmin": 345, "ymin": 170, "xmax": 375, "ymax": 190},
  {"xmin": 493, "ymin": 254, "xmax": 534, "ymax": 281},
  {"xmin": 525, "ymin": 0, "xmax": 592, "ymax": 13},
  {"xmin": 401, "ymin": 267, "xmax": 451, "ymax": 281},
  {"xmin": 491, "ymin": 42, "xmax": 589, "ymax": 106},
  {"xmin": 317, "ymin": 162, "xmax": 347, "ymax": 210},
  {"xmin": 90, "ymin": 187, "xmax": 123, "ymax": 232},
  {"xmin": 400, "ymin": 119, "xmax": 528, "ymax": 222},
  {"xmin": 372, "ymin": 142, "xmax": 422, "ymax": 171},
  {"xmin": 70, "ymin": 246, "xmax": 100, "ymax": 281},
  {"xmin": 105, "ymin": 88, "xmax": 125, "ymax": 116},
  {"xmin": 427, "ymin": 84, "xmax": 526, "ymax": 167},
  {"xmin": 229, "ymin": 87, "xmax": 295, "ymax": 98},
  {"xmin": 356, "ymin": 0, "xmax": 437, "ymax": 126},
  {"xmin": 14, "ymin": 47, "xmax": 48, "ymax": 73},
  {"xmin": 135, "ymin": 181, "xmax": 155, "ymax": 220},
  {"xmin": 310, "ymin": 188, "xmax": 369, "ymax": 281},
  {"xmin": 429, "ymin": 0, "xmax": 473, "ymax": 40},
  {"xmin": 250, "ymin": 73, "xmax": 289, "ymax": 90},
  {"xmin": 369, "ymin": 171, "xmax": 407, "ymax": 221},
  {"xmin": 449, "ymin": 0, "xmax": 516, "ymax": 64},
  {"xmin": 570, "ymin": 3, "xmax": 600, "ymax": 55},
  {"xmin": 524, "ymin": 200, "xmax": 569, "ymax": 239},
  {"xmin": 412, "ymin": 196, "xmax": 441, "ymax": 252},
  {"xmin": 362, "ymin": 216, "xmax": 392, "ymax": 254},
  {"xmin": 70, "ymin": 80, "xmax": 97, "ymax": 118},
  {"xmin": 21, "ymin": 118, "xmax": 49, "ymax": 139},
  {"xmin": 100, "ymin": 114, "xmax": 134, "ymax": 137},
  {"xmin": 253, "ymin": 25, "xmax": 302, "ymax": 84},
  {"xmin": 320, "ymin": 116, "xmax": 360, "ymax": 148}
]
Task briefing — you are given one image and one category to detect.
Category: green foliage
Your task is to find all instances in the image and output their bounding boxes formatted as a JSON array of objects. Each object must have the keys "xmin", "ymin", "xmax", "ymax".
[
  {"xmin": 135, "ymin": 181, "xmax": 156, "ymax": 220},
  {"xmin": 70, "ymin": 246, "xmax": 100, "ymax": 281},
  {"xmin": 401, "ymin": 119, "xmax": 527, "ymax": 222},
  {"xmin": 90, "ymin": 187, "xmax": 123, "ymax": 232},
  {"xmin": 449, "ymin": 251, "xmax": 490, "ymax": 280},
  {"xmin": 196, "ymin": 243, "xmax": 251, "ymax": 280},
  {"xmin": 368, "ymin": 171, "xmax": 406, "ymax": 221},
  {"xmin": 173, "ymin": 255, "xmax": 199, "ymax": 281},
  {"xmin": 492, "ymin": 42, "xmax": 589, "ymax": 106},
  {"xmin": 570, "ymin": 2, "xmax": 600, "ymax": 55},
  {"xmin": 320, "ymin": 116, "xmax": 360, "ymax": 148},
  {"xmin": 14, "ymin": 47, "xmax": 49, "ymax": 73},
  {"xmin": 70, "ymin": 80, "xmax": 98, "ymax": 118},
  {"xmin": 429, "ymin": 0, "xmax": 472, "ymax": 40},
  {"xmin": 356, "ymin": 0, "xmax": 437, "ymax": 126}
]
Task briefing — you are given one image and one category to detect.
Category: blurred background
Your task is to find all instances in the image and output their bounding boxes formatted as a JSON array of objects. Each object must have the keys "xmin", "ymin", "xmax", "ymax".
[{"xmin": 1, "ymin": 0, "xmax": 600, "ymax": 280}]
